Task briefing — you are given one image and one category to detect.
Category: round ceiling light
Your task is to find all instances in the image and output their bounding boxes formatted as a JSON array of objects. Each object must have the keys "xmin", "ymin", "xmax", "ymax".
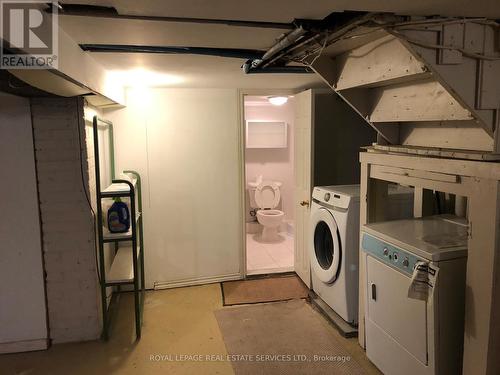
[{"xmin": 268, "ymin": 96, "xmax": 288, "ymax": 106}]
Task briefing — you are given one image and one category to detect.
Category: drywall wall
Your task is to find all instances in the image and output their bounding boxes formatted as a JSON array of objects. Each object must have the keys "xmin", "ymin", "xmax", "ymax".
[
  {"xmin": 0, "ymin": 93, "xmax": 48, "ymax": 353},
  {"xmin": 244, "ymin": 97, "xmax": 295, "ymax": 222},
  {"xmin": 106, "ymin": 88, "xmax": 242, "ymax": 288},
  {"xmin": 31, "ymin": 97, "xmax": 100, "ymax": 343}
]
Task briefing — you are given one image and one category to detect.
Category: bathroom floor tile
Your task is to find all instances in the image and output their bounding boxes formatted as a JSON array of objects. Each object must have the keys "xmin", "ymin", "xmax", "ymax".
[{"xmin": 246, "ymin": 232, "xmax": 294, "ymax": 274}]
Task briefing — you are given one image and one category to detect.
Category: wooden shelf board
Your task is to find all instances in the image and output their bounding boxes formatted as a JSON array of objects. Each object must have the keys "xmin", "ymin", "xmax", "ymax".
[
  {"xmin": 368, "ymin": 144, "xmax": 500, "ymax": 161},
  {"xmin": 103, "ymin": 227, "xmax": 132, "ymax": 241},
  {"xmin": 106, "ymin": 245, "xmax": 140, "ymax": 284},
  {"xmin": 101, "ymin": 178, "xmax": 137, "ymax": 197}
]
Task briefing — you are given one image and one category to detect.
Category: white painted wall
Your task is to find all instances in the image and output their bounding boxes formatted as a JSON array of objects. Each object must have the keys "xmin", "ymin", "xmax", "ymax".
[
  {"xmin": 244, "ymin": 98, "xmax": 295, "ymax": 221},
  {"xmin": 105, "ymin": 88, "xmax": 242, "ymax": 288},
  {"xmin": 0, "ymin": 93, "xmax": 48, "ymax": 352}
]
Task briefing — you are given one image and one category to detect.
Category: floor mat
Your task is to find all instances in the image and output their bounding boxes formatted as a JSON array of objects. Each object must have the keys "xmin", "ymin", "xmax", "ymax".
[
  {"xmin": 221, "ymin": 274, "xmax": 308, "ymax": 306},
  {"xmin": 215, "ymin": 299, "xmax": 368, "ymax": 375}
]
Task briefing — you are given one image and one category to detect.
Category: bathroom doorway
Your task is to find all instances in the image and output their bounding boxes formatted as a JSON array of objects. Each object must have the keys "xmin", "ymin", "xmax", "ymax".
[{"xmin": 242, "ymin": 93, "xmax": 296, "ymax": 275}]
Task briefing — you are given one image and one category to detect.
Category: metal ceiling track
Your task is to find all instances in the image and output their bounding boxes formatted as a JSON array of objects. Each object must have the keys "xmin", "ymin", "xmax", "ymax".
[{"xmin": 51, "ymin": 3, "xmax": 294, "ymax": 29}]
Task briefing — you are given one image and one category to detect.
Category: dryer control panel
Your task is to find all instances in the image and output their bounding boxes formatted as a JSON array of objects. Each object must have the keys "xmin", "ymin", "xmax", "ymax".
[{"xmin": 362, "ymin": 233, "xmax": 424, "ymax": 276}]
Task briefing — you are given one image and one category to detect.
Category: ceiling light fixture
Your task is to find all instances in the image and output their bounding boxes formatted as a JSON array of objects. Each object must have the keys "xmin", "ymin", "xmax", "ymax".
[{"xmin": 268, "ymin": 96, "xmax": 288, "ymax": 106}]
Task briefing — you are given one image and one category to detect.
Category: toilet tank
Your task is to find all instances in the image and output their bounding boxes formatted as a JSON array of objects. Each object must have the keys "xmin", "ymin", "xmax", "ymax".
[{"xmin": 248, "ymin": 187, "xmax": 258, "ymax": 209}]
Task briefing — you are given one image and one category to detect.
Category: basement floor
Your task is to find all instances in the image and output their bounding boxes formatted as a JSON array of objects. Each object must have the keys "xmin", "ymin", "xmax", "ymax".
[{"xmin": 0, "ymin": 283, "xmax": 380, "ymax": 375}]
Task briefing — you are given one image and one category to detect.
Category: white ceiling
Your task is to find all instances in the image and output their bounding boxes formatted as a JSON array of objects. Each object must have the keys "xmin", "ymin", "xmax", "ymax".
[
  {"xmin": 61, "ymin": 0, "xmax": 500, "ymax": 20},
  {"xmin": 58, "ymin": 0, "xmax": 500, "ymax": 90}
]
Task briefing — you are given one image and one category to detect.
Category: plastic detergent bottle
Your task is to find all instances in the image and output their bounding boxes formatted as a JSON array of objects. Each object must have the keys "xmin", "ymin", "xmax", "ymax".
[{"xmin": 107, "ymin": 198, "xmax": 130, "ymax": 233}]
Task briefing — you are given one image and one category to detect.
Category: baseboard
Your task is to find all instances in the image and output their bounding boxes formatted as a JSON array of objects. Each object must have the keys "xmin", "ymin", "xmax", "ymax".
[
  {"xmin": 153, "ymin": 273, "xmax": 243, "ymax": 290},
  {"xmin": 0, "ymin": 338, "xmax": 49, "ymax": 354}
]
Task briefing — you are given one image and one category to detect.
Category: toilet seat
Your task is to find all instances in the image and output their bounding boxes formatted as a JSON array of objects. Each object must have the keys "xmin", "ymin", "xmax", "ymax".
[
  {"xmin": 255, "ymin": 182, "xmax": 281, "ymax": 209},
  {"xmin": 257, "ymin": 209, "xmax": 283, "ymax": 217}
]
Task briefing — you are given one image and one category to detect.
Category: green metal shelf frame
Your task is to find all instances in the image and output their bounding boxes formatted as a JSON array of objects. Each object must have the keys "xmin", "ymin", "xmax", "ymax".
[{"xmin": 92, "ymin": 115, "xmax": 145, "ymax": 340}]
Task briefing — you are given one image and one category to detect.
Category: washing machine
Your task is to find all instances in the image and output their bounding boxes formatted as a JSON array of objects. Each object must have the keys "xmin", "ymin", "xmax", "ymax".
[
  {"xmin": 362, "ymin": 215, "xmax": 468, "ymax": 375},
  {"xmin": 310, "ymin": 185, "xmax": 361, "ymax": 324},
  {"xmin": 310, "ymin": 184, "xmax": 414, "ymax": 325}
]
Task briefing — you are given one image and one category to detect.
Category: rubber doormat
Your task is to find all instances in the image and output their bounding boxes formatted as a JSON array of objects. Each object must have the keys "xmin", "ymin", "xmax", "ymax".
[
  {"xmin": 215, "ymin": 299, "xmax": 370, "ymax": 375},
  {"xmin": 221, "ymin": 274, "xmax": 308, "ymax": 306}
]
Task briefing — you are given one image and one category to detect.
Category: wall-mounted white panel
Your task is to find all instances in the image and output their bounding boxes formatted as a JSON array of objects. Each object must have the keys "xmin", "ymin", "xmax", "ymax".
[
  {"xmin": 246, "ymin": 121, "xmax": 288, "ymax": 148},
  {"xmin": 107, "ymin": 88, "xmax": 242, "ymax": 287},
  {"xmin": 0, "ymin": 93, "xmax": 47, "ymax": 352}
]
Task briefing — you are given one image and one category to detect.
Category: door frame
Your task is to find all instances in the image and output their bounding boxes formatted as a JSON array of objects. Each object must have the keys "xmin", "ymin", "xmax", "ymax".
[{"xmin": 237, "ymin": 89, "xmax": 298, "ymax": 278}]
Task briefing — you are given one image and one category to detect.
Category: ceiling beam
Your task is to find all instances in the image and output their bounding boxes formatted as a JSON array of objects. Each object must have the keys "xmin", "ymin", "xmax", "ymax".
[{"xmin": 52, "ymin": 4, "xmax": 294, "ymax": 30}]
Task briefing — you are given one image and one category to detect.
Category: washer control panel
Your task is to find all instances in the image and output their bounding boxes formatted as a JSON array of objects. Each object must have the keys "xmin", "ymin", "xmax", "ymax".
[{"xmin": 362, "ymin": 233, "xmax": 424, "ymax": 276}]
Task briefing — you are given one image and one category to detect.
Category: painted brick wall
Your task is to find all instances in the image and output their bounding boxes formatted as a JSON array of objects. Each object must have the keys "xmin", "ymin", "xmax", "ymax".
[{"xmin": 31, "ymin": 97, "xmax": 100, "ymax": 343}]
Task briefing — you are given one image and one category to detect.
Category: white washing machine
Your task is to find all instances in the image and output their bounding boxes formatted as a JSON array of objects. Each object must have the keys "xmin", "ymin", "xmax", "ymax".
[
  {"xmin": 310, "ymin": 184, "xmax": 414, "ymax": 325},
  {"xmin": 310, "ymin": 185, "xmax": 361, "ymax": 324},
  {"xmin": 362, "ymin": 215, "xmax": 468, "ymax": 375}
]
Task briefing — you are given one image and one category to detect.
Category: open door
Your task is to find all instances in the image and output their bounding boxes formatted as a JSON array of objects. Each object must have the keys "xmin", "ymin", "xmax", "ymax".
[{"xmin": 294, "ymin": 89, "xmax": 314, "ymax": 287}]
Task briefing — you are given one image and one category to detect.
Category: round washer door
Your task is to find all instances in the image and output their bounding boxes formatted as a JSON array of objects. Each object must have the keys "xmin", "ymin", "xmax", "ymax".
[{"xmin": 310, "ymin": 207, "xmax": 341, "ymax": 283}]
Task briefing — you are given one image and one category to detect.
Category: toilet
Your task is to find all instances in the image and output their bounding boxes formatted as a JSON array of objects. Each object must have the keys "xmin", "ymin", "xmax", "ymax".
[{"xmin": 254, "ymin": 181, "xmax": 284, "ymax": 242}]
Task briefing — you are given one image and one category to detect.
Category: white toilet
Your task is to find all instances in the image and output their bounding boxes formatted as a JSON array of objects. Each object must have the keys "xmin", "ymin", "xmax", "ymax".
[{"xmin": 253, "ymin": 181, "xmax": 284, "ymax": 242}]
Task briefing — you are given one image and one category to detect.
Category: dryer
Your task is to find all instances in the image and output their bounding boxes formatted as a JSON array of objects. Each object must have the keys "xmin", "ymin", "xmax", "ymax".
[{"xmin": 362, "ymin": 215, "xmax": 468, "ymax": 375}]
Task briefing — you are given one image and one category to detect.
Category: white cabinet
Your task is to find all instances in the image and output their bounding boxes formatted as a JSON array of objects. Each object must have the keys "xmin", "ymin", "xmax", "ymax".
[{"xmin": 246, "ymin": 121, "xmax": 287, "ymax": 148}]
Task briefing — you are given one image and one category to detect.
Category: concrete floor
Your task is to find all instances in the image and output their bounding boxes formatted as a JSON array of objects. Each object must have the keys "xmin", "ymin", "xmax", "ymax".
[{"xmin": 0, "ymin": 283, "xmax": 379, "ymax": 375}]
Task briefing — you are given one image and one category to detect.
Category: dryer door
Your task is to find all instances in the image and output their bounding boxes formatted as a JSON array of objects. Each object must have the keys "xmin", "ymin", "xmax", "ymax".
[
  {"xmin": 310, "ymin": 207, "xmax": 341, "ymax": 283},
  {"xmin": 366, "ymin": 255, "xmax": 427, "ymax": 367}
]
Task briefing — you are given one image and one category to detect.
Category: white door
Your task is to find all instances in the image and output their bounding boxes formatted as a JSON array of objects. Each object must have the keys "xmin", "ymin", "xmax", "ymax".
[{"xmin": 294, "ymin": 89, "xmax": 314, "ymax": 287}]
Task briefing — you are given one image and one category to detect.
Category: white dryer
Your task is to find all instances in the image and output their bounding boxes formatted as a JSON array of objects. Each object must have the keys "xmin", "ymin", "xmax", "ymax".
[
  {"xmin": 310, "ymin": 185, "xmax": 361, "ymax": 324},
  {"xmin": 362, "ymin": 215, "xmax": 468, "ymax": 375}
]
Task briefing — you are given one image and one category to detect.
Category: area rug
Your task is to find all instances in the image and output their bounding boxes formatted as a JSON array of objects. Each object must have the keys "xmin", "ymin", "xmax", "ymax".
[
  {"xmin": 221, "ymin": 274, "xmax": 308, "ymax": 306},
  {"xmin": 215, "ymin": 299, "xmax": 368, "ymax": 374}
]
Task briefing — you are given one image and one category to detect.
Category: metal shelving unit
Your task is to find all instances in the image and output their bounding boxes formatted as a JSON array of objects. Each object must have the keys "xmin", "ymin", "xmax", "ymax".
[{"xmin": 92, "ymin": 116, "xmax": 145, "ymax": 340}]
